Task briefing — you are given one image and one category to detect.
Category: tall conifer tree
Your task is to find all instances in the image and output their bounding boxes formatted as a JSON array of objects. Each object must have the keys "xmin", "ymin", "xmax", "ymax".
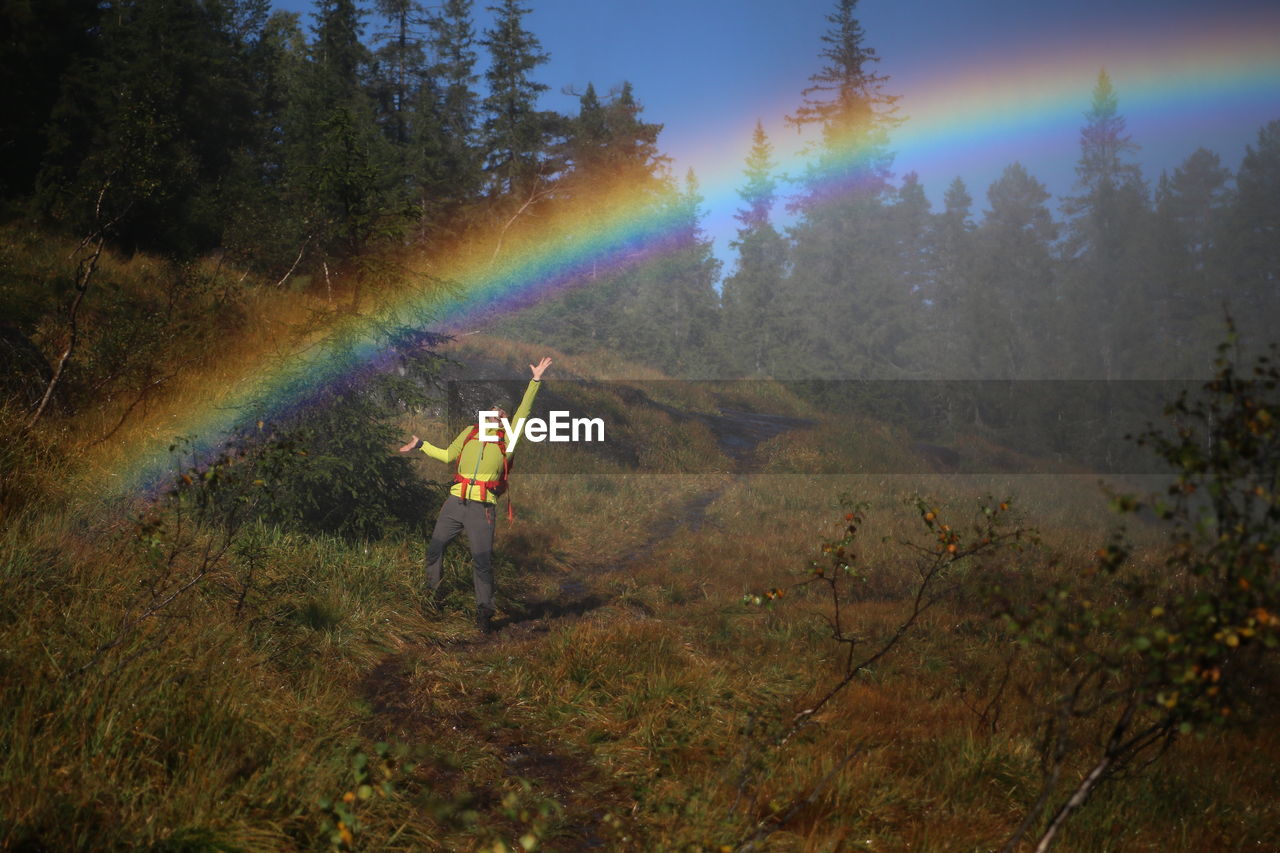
[
  {"xmin": 785, "ymin": 0, "xmax": 904, "ymax": 378},
  {"xmin": 624, "ymin": 171, "xmax": 721, "ymax": 375},
  {"xmin": 1059, "ymin": 70, "xmax": 1152, "ymax": 377},
  {"xmin": 926, "ymin": 177, "xmax": 976, "ymax": 371},
  {"xmin": 480, "ymin": 0, "xmax": 550, "ymax": 200},
  {"xmin": 972, "ymin": 163, "xmax": 1058, "ymax": 379},
  {"xmin": 722, "ymin": 121, "xmax": 789, "ymax": 375},
  {"xmin": 411, "ymin": 0, "xmax": 482, "ymax": 232},
  {"xmin": 1152, "ymin": 148, "xmax": 1232, "ymax": 363},
  {"xmin": 1224, "ymin": 121, "xmax": 1280, "ymax": 356}
]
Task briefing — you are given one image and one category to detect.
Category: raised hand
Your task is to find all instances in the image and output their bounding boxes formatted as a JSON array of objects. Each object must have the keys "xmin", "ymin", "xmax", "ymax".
[
  {"xmin": 530, "ymin": 356, "xmax": 552, "ymax": 381},
  {"xmin": 398, "ymin": 435, "xmax": 421, "ymax": 453}
]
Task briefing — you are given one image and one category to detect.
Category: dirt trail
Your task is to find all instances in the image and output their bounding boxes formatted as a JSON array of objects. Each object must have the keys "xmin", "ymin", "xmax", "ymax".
[
  {"xmin": 358, "ymin": 406, "xmax": 813, "ymax": 849},
  {"xmin": 565, "ymin": 408, "xmax": 814, "ymax": 586}
]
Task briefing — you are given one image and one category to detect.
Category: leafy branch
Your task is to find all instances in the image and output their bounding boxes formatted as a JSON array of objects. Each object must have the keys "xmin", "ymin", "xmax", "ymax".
[{"xmin": 995, "ymin": 330, "xmax": 1280, "ymax": 852}]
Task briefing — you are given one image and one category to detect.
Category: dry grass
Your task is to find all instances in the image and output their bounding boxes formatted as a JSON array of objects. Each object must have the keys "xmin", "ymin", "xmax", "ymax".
[{"xmin": 4, "ymin": 234, "xmax": 1277, "ymax": 849}]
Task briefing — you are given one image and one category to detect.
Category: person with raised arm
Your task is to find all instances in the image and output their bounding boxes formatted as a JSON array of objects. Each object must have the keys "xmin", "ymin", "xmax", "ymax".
[{"xmin": 399, "ymin": 357, "xmax": 551, "ymax": 634}]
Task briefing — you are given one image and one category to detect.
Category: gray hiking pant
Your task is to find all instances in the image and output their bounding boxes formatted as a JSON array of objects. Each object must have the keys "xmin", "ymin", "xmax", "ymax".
[{"xmin": 425, "ymin": 495, "xmax": 497, "ymax": 613}]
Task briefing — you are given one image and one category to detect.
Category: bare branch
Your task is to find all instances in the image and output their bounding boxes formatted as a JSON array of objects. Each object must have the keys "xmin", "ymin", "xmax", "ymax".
[
  {"xmin": 489, "ymin": 177, "xmax": 553, "ymax": 265},
  {"xmin": 274, "ymin": 235, "xmax": 311, "ymax": 289},
  {"xmin": 25, "ymin": 237, "xmax": 103, "ymax": 431}
]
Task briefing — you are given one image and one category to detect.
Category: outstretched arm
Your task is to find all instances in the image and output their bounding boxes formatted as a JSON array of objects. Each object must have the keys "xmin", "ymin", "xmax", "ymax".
[
  {"xmin": 399, "ymin": 431, "xmax": 464, "ymax": 462},
  {"xmin": 507, "ymin": 356, "xmax": 552, "ymax": 455}
]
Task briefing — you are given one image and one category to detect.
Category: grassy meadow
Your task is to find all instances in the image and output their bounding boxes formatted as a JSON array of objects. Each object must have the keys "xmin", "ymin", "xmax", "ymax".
[
  {"xmin": 2, "ymin": 244, "xmax": 1278, "ymax": 851},
  {"xmin": 5, "ymin": 322, "xmax": 1274, "ymax": 845}
]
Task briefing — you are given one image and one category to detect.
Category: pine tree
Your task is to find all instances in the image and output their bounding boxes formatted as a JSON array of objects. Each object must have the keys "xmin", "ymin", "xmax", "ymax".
[
  {"xmin": 784, "ymin": 0, "xmax": 903, "ymax": 379},
  {"xmin": 36, "ymin": 0, "xmax": 260, "ymax": 255},
  {"xmin": 721, "ymin": 121, "xmax": 789, "ymax": 375},
  {"xmin": 1225, "ymin": 121, "xmax": 1280, "ymax": 356},
  {"xmin": 623, "ymin": 171, "xmax": 721, "ymax": 375},
  {"xmin": 971, "ymin": 163, "xmax": 1058, "ymax": 379},
  {"xmin": 787, "ymin": 0, "xmax": 899, "ymax": 208},
  {"xmin": 1059, "ymin": 70, "xmax": 1152, "ymax": 378},
  {"xmin": 926, "ymin": 177, "xmax": 975, "ymax": 372},
  {"xmin": 1152, "ymin": 148, "xmax": 1232, "ymax": 364},
  {"xmin": 480, "ymin": 0, "xmax": 550, "ymax": 200},
  {"xmin": 413, "ymin": 0, "xmax": 482, "ymax": 233}
]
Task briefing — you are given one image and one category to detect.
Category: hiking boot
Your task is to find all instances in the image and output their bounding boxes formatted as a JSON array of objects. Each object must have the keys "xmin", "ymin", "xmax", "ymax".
[{"xmin": 476, "ymin": 605, "xmax": 495, "ymax": 635}]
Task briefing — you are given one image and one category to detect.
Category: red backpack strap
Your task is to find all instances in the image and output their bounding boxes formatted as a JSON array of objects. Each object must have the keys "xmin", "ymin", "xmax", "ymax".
[
  {"xmin": 456, "ymin": 425, "xmax": 509, "ymax": 506},
  {"xmin": 503, "ymin": 454, "xmax": 515, "ymax": 521}
]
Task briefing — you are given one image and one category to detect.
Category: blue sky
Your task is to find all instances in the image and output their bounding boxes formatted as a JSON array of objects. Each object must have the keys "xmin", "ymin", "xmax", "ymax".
[{"xmin": 271, "ymin": 0, "xmax": 1280, "ymax": 271}]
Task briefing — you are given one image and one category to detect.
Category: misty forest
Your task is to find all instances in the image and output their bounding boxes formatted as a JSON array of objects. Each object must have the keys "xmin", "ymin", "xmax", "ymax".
[{"xmin": 2, "ymin": 0, "xmax": 1279, "ymax": 850}]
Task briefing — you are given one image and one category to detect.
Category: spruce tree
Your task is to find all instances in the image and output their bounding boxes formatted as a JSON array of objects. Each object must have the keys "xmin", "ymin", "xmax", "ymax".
[
  {"xmin": 494, "ymin": 80, "xmax": 667, "ymax": 354},
  {"xmin": 36, "ymin": 0, "xmax": 259, "ymax": 255},
  {"xmin": 312, "ymin": 0, "xmax": 369, "ymax": 109},
  {"xmin": 300, "ymin": 0, "xmax": 406, "ymax": 264},
  {"xmin": 892, "ymin": 172, "xmax": 931, "ymax": 306},
  {"xmin": 1152, "ymin": 148, "xmax": 1232, "ymax": 365},
  {"xmin": 370, "ymin": 0, "xmax": 427, "ymax": 147},
  {"xmin": 1225, "ymin": 121, "xmax": 1280, "ymax": 357},
  {"xmin": 971, "ymin": 163, "xmax": 1058, "ymax": 379},
  {"xmin": 1059, "ymin": 70, "xmax": 1152, "ymax": 378},
  {"xmin": 563, "ymin": 81, "xmax": 664, "ymax": 192},
  {"xmin": 926, "ymin": 177, "xmax": 976, "ymax": 372},
  {"xmin": 721, "ymin": 121, "xmax": 789, "ymax": 375},
  {"xmin": 221, "ymin": 8, "xmax": 313, "ymax": 270},
  {"xmin": 0, "ymin": 0, "xmax": 99, "ymax": 200},
  {"xmin": 785, "ymin": 0, "xmax": 903, "ymax": 379},
  {"xmin": 623, "ymin": 171, "xmax": 721, "ymax": 375},
  {"xmin": 480, "ymin": 0, "xmax": 550, "ymax": 200},
  {"xmin": 787, "ymin": 0, "xmax": 899, "ymax": 207},
  {"xmin": 568, "ymin": 82, "xmax": 609, "ymax": 180},
  {"xmin": 414, "ymin": 0, "xmax": 482, "ymax": 233}
]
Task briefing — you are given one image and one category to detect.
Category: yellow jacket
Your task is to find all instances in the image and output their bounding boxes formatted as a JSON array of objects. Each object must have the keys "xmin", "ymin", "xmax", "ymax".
[{"xmin": 419, "ymin": 379, "xmax": 541, "ymax": 503}]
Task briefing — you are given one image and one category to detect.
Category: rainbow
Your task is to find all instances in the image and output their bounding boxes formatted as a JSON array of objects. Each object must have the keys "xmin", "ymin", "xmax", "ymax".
[{"xmin": 102, "ymin": 16, "xmax": 1279, "ymax": 496}]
